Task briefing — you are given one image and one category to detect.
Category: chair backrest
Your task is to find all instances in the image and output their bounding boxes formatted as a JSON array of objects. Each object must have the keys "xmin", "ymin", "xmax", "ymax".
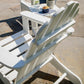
[
  {"xmin": 21, "ymin": 0, "xmax": 47, "ymax": 11},
  {"xmin": 16, "ymin": 1, "xmax": 79, "ymax": 83}
]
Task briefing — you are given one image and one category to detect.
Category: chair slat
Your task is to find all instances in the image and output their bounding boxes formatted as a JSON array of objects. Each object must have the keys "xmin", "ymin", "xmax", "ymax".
[
  {"xmin": 3, "ymin": 34, "xmax": 32, "ymax": 51},
  {"xmin": 0, "ymin": 30, "xmax": 26, "ymax": 47},
  {"xmin": 24, "ymin": 42, "xmax": 37, "ymax": 60},
  {"xmin": 26, "ymin": 23, "xmax": 49, "ymax": 60},
  {"xmin": 35, "ymin": 2, "xmax": 77, "ymax": 44},
  {"xmin": 37, "ymin": 20, "xmax": 75, "ymax": 46},
  {"xmin": 0, "ymin": 46, "xmax": 22, "ymax": 67},
  {"xmin": 36, "ymin": 2, "xmax": 78, "ymax": 45},
  {"xmin": 0, "ymin": 66, "xmax": 12, "ymax": 75},
  {"xmin": 70, "ymin": 3, "xmax": 79, "ymax": 19},
  {"xmin": 45, "ymin": 8, "xmax": 65, "ymax": 36},
  {"xmin": 72, "ymin": 8, "xmax": 79, "ymax": 19},
  {"xmin": 10, "ymin": 41, "xmax": 31, "ymax": 56},
  {"xmin": 35, "ymin": 22, "xmax": 48, "ymax": 41},
  {"xmin": 6, "ymin": 70, "xmax": 18, "ymax": 81},
  {"xmin": 21, "ymin": 11, "xmax": 50, "ymax": 24}
]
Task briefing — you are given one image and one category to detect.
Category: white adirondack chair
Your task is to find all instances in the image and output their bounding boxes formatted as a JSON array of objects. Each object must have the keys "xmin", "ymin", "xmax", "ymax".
[
  {"xmin": 0, "ymin": 1, "xmax": 82, "ymax": 84},
  {"xmin": 20, "ymin": 0, "xmax": 31, "ymax": 11}
]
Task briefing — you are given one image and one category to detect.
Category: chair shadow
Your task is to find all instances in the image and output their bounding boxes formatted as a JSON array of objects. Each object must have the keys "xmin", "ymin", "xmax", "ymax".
[
  {"xmin": 24, "ymin": 71, "xmax": 73, "ymax": 84},
  {"xmin": 0, "ymin": 16, "xmax": 23, "ymax": 37}
]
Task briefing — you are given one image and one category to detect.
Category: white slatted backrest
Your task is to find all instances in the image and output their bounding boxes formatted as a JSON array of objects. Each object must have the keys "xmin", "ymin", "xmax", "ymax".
[
  {"xmin": 52, "ymin": 1, "xmax": 79, "ymax": 32},
  {"xmin": 35, "ymin": 1, "xmax": 79, "ymax": 40},
  {"xmin": 68, "ymin": 1, "xmax": 79, "ymax": 20}
]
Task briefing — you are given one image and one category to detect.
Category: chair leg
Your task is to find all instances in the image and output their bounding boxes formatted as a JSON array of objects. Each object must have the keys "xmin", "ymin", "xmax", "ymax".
[
  {"xmin": 54, "ymin": 73, "xmax": 67, "ymax": 84},
  {"xmin": 50, "ymin": 54, "xmax": 82, "ymax": 84}
]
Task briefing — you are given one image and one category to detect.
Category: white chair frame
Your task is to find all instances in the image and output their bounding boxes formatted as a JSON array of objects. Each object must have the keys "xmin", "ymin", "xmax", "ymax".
[{"xmin": 0, "ymin": 1, "xmax": 82, "ymax": 84}]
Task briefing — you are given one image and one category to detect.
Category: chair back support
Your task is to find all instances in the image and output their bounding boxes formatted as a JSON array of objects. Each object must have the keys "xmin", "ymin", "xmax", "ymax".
[{"xmin": 16, "ymin": 1, "xmax": 79, "ymax": 83}]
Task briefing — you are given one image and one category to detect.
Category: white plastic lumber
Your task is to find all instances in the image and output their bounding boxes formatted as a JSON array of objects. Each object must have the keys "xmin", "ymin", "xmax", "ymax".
[
  {"xmin": 45, "ymin": 8, "xmax": 65, "ymax": 36},
  {"xmin": 3, "ymin": 34, "xmax": 32, "ymax": 51},
  {"xmin": 24, "ymin": 41, "xmax": 37, "ymax": 60},
  {"xmin": 35, "ymin": 22, "xmax": 48, "ymax": 42},
  {"xmin": 35, "ymin": 27, "xmax": 73, "ymax": 59},
  {"xmin": 22, "ymin": 16, "xmax": 30, "ymax": 33},
  {"xmin": 24, "ymin": 59, "xmax": 37, "ymax": 76},
  {"xmin": 71, "ymin": 3, "xmax": 79, "ymax": 19},
  {"xmin": 16, "ymin": 56, "xmax": 53, "ymax": 84},
  {"xmin": 0, "ymin": 66, "xmax": 11, "ymax": 75},
  {"xmin": 35, "ymin": 53, "xmax": 50, "ymax": 67},
  {"xmin": 21, "ymin": 11, "xmax": 50, "ymax": 24},
  {"xmin": 50, "ymin": 54, "xmax": 82, "ymax": 84},
  {"xmin": 24, "ymin": 27, "xmax": 72, "ymax": 64},
  {"xmin": 63, "ymin": 2, "xmax": 79, "ymax": 23},
  {"xmin": 57, "ymin": 3, "xmax": 75, "ymax": 29},
  {"xmin": 37, "ymin": 20, "xmax": 75, "ymax": 45},
  {"xmin": 6, "ymin": 70, "xmax": 18, "ymax": 81},
  {"xmin": 54, "ymin": 73, "xmax": 67, "ymax": 84},
  {"xmin": 21, "ymin": 0, "xmax": 31, "ymax": 11},
  {"xmin": 31, "ymin": 22, "xmax": 39, "ymax": 36},
  {"xmin": 10, "ymin": 40, "xmax": 31, "ymax": 56},
  {"xmin": 0, "ymin": 46, "xmax": 22, "ymax": 68},
  {"xmin": 0, "ymin": 30, "xmax": 26, "ymax": 47}
]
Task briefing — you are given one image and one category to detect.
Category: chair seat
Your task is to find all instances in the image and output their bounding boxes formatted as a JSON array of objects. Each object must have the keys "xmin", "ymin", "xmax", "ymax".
[{"xmin": 0, "ymin": 30, "xmax": 32, "ymax": 68}]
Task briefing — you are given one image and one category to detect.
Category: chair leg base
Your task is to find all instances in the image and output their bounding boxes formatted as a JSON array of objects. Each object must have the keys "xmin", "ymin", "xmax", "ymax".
[{"xmin": 50, "ymin": 54, "xmax": 82, "ymax": 84}]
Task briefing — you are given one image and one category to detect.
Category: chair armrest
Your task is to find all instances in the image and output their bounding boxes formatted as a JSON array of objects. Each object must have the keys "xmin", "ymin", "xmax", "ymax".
[
  {"xmin": 21, "ymin": 11, "xmax": 50, "ymax": 24},
  {"xmin": 0, "ymin": 46, "xmax": 25, "ymax": 69}
]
